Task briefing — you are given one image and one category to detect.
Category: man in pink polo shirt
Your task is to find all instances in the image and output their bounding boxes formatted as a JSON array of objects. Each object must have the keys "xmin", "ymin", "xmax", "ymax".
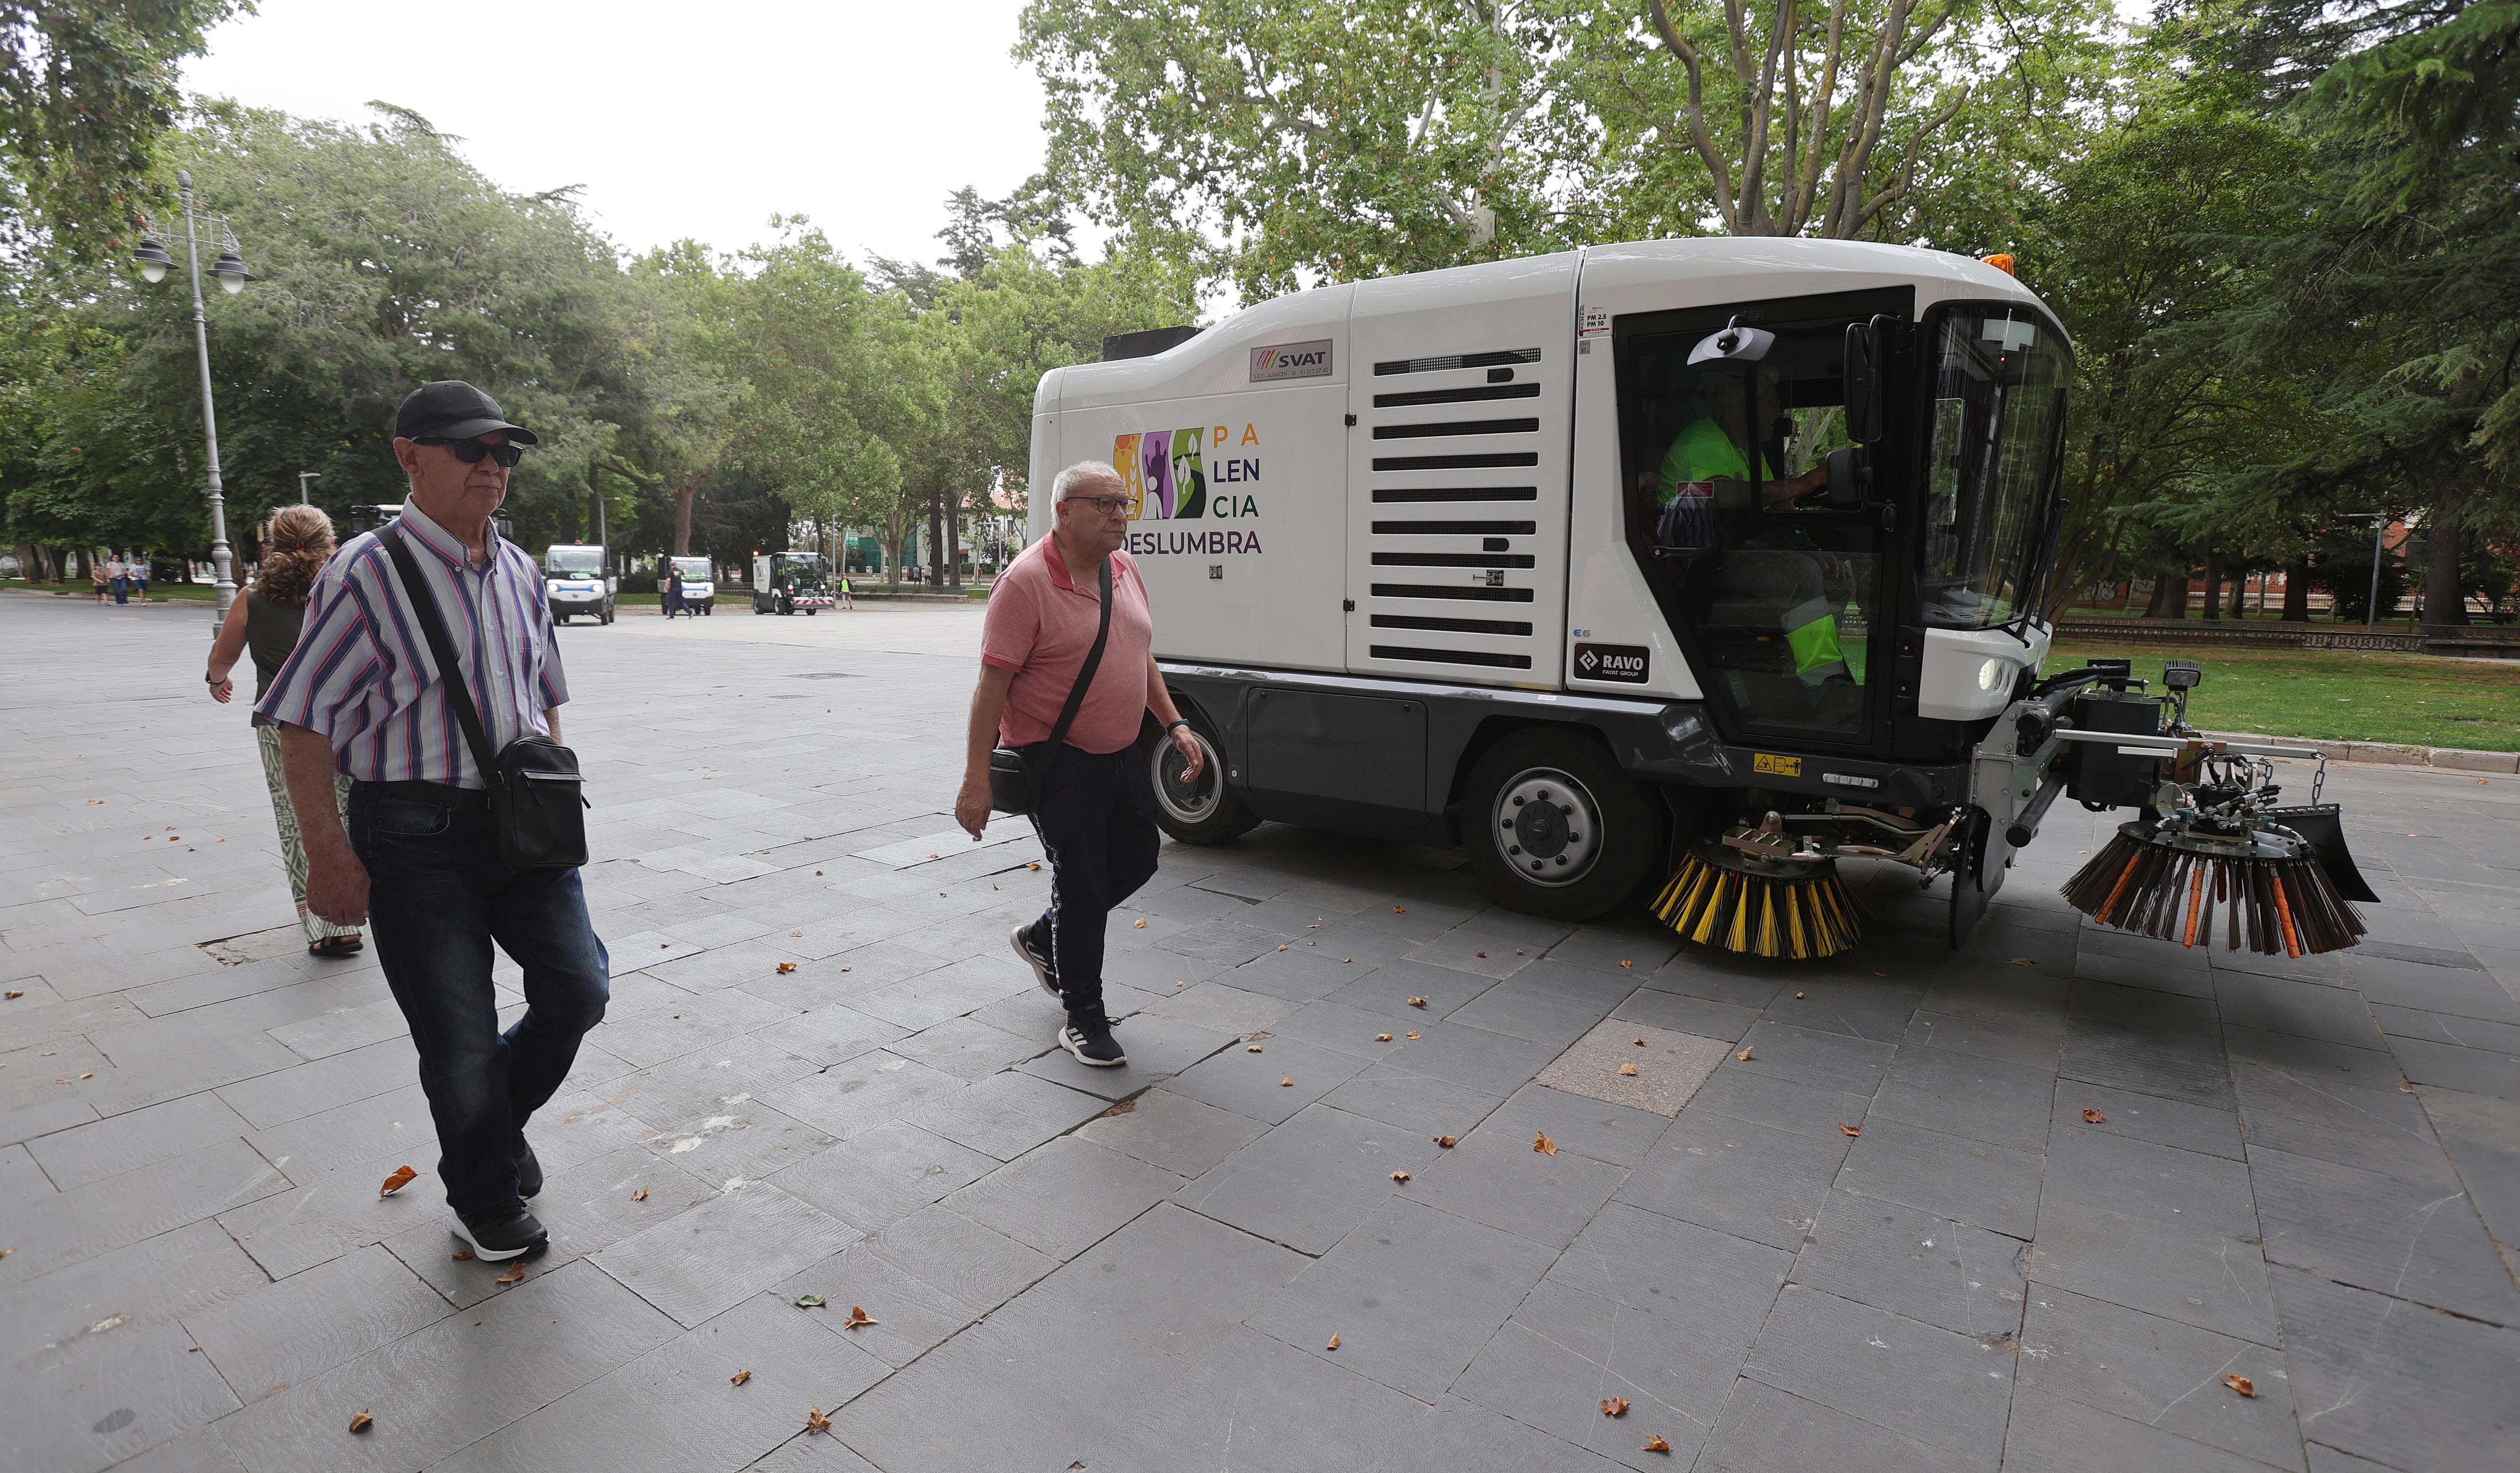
[{"xmin": 955, "ymin": 462, "xmax": 1204, "ymax": 1066}]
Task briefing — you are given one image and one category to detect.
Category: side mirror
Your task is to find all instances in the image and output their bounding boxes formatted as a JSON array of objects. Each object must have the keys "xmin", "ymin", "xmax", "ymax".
[
  {"xmin": 1688, "ymin": 315, "xmax": 1775, "ymax": 367},
  {"xmin": 1843, "ymin": 318, "xmax": 1887, "ymax": 444},
  {"xmin": 1823, "ymin": 447, "xmax": 1870, "ymax": 511}
]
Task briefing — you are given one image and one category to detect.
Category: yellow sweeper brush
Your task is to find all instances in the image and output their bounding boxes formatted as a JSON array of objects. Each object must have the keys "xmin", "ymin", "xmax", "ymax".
[{"xmin": 1654, "ymin": 837, "xmax": 1864, "ymax": 960}]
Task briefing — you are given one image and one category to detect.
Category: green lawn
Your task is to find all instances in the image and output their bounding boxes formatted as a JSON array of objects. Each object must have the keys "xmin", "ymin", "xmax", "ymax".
[{"xmin": 2048, "ymin": 641, "xmax": 2520, "ymax": 752}]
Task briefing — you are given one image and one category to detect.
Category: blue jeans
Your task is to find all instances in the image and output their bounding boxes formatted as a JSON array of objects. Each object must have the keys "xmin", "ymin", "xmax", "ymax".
[{"xmin": 348, "ymin": 784, "xmax": 610, "ymax": 1217}]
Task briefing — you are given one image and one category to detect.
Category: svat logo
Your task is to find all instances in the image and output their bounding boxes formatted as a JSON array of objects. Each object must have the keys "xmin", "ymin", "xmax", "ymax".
[{"xmin": 1249, "ymin": 339, "xmax": 1333, "ymax": 381}]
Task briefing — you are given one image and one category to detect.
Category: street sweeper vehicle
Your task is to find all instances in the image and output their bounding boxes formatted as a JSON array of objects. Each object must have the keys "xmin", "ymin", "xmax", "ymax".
[{"xmin": 1027, "ymin": 239, "xmax": 2378, "ymax": 961}]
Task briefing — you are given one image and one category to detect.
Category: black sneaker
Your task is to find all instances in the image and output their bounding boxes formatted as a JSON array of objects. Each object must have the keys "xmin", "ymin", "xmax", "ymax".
[
  {"xmin": 1059, "ymin": 1012, "xmax": 1127, "ymax": 1068},
  {"xmin": 453, "ymin": 1202, "xmax": 549, "ymax": 1262},
  {"xmin": 515, "ymin": 1137, "xmax": 543, "ymax": 1200},
  {"xmin": 1010, "ymin": 923, "xmax": 1060, "ymax": 1000}
]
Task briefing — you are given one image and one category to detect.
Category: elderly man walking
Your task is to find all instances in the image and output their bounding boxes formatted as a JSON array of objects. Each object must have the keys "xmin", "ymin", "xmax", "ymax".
[
  {"xmin": 956, "ymin": 462, "xmax": 1203, "ymax": 1066},
  {"xmin": 258, "ymin": 381, "xmax": 608, "ymax": 1262}
]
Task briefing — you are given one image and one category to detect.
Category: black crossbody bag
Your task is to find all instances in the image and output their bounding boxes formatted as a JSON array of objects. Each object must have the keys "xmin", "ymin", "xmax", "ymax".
[
  {"xmin": 988, "ymin": 557, "xmax": 1112, "ymax": 816},
  {"xmin": 381, "ymin": 522, "xmax": 590, "ymax": 869}
]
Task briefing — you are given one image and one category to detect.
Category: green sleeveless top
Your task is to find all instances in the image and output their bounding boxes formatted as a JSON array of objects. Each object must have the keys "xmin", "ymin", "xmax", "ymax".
[{"xmin": 245, "ymin": 588, "xmax": 308, "ymax": 726}]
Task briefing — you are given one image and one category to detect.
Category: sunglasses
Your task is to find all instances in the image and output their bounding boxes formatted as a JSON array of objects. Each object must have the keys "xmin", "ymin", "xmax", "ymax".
[
  {"xmin": 415, "ymin": 436, "xmax": 525, "ymax": 468},
  {"xmin": 1063, "ymin": 495, "xmax": 1130, "ymax": 516}
]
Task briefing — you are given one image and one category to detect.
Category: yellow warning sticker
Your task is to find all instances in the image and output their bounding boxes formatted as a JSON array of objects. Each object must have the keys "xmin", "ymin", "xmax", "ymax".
[{"xmin": 1752, "ymin": 753, "xmax": 1803, "ymax": 777}]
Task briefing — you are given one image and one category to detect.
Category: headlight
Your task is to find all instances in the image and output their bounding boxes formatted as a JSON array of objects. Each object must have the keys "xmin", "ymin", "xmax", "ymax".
[{"xmin": 1977, "ymin": 657, "xmax": 2008, "ymax": 693}]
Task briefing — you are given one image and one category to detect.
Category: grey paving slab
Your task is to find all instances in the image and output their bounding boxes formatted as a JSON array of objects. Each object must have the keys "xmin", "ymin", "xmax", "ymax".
[
  {"xmin": 1695, "ymin": 1374, "xmax": 1980, "ymax": 1473},
  {"xmin": 1075, "ymin": 1085, "xmax": 1269, "ymax": 1178},
  {"xmin": 22, "ymin": 1090, "xmax": 255, "ymax": 1192},
  {"xmin": 770, "ymin": 1243, "xmax": 977, "ymax": 1369},
  {"xmin": 829, "ymin": 1204, "xmax": 1304, "ymax": 1473},
  {"xmin": 1869, "ymin": 1042, "xmax": 2057, "ymax": 1153},
  {"xmin": 2027, "ymin": 1194, "xmax": 2280, "ymax": 1345},
  {"xmin": 590, "ymin": 1180, "xmax": 862, "ymax": 1328},
  {"xmin": 2347, "ymin": 953, "xmax": 2520, "ymax": 1023},
  {"xmin": 1838, "ymin": 1117, "xmax": 2046, "ymax": 1240},
  {"xmin": 1740, "ymin": 1283, "xmax": 2015, "ymax": 1469},
  {"xmin": 1207, "ymin": 944, "xmax": 1360, "ymax": 1002},
  {"xmin": 1903, "ymin": 1004, "xmax": 2067, "ymax": 1068},
  {"xmin": 876, "ymin": 1013, "xmax": 1040, "ymax": 1082},
  {"xmin": 765, "ymin": 1118, "xmax": 998, "ymax": 1233},
  {"xmin": 0, "ymin": 1217, "xmax": 267, "ymax": 1365},
  {"xmin": 211, "ymin": 1260, "xmax": 679, "ymax": 1473},
  {"xmin": 2002, "ymin": 1385, "xmax": 2292, "ymax": 1473},
  {"xmin": 0, "ymin": 1316, "xmax": 241, "ymax": 1473},
  {"xmin": 901, "ymin": 1067, "xmax": 1107, "ymax": 1160},
  {"xmin": 2058, "ymin": 1079, "xmax": 2246, "ymax": 1162},
  {"xmin": 1797, "ymin": 1189, "xmax": 2028, "ymax": 1340},
  {"xmin": 431, "ymin": 1291, "xmax": 889, "ymax": 1473},
  {"xmin": 1535, "ymin": 1017, "xmax": 1730, "ymax": 1115},
  {"xmin": 2214, "ymin": 970, "xmax": 2386, "ymax": 1049},
  {"xmin": 1261, "ymin": 996, "xmax": 1423, "ymax": 1059},
  {"xmin": 1172, "ymin": 1101, "xmax": 1444, "ymax": 1254},
  {"xmin": 591, "ymin": 985, "xmax": 802, "ymax": 1068},
  {"xmin": 2372, "ymin": 1002, "xmax": 2520, "ymax": 1053},
  {"xmin": 1372, "ymin": 1017, "xmax": 1561, "ymax": 1096},
  {"xmin": 1684, "ymin": 1059, "xmax": 1877, "ymax": 1140},
  {"xmin": 1015, "ymin": 1011, "xmax": 1238, "ymax": 1097},
  {"xmin": 1084, "ymin": 1325, "xmax": 1424, "ymax": 1473},
  {"xmin": 1459, "ymin": 1202, "xmax": 1786, "ymax": 1469},
  {"xmin": 1316, "ymin": 1059, "xmax": 1505, "ymax": 1139},
  {"xmin": 1724, "ymin": 1018, "xmax": 1896, "ymax": 1095},
  {"xmin": 1760, "ymin": 975, "xmax": 1923, "ymax": 1044},
  {"xmin": 633, "ymin": 1097, "xmax": 835, "ymax": 1185},
  {"xmin": 1616, "ymin": 1108, "xmax": 1849, "ymax": 1250},
  {"xmin": 2020, "ymin": 1285, "xmax": 2305, "ymax": 1472},
  {"xmin": 1475, "ymin": 1081, "xmax": 1670, "ymax": 1167},
  {"xmin": 1323, "ymin": 956, "xmax": 1503, "ymax": 1020},
  {"xmin": 1249, "ymin": 1194, "xmax": 1558, "ymax": 1401},
  {"xmin": 2418, "ymin": 1086, "xmax": 2520, "ymax": 1269},
  {"xmin": 387, "ymin": 1143, "xmax": 718, "ymax": 1309},
  {"xmin": 945, "ymin": 1135, "xmax": 1184, "ymax": 1259},
  {"xmin": 2060, "ymin": 983, "xmax": 2236, "ymax": 1108},
  {"xmin": 859, "ymin": 1203, "xmax": 1058, "ymax": 1313},
  {"xmin": 2388, "ymin": 1033, "xmax": 2520, "ymax": 1098},
  {"xmin": 751, "ymin": 1000, "xmax": 907, "ymax": 1068},
  {"xmin": 0, "ymin": 1136, "xmax": 287, "ymax": 1289},
  {"xmin": 758, "ymin": 1049, "xmax": 966, "ymax": 1142},
  {"xmin": 1165, "ymin": 1029, "xmax": 1373, "ymax": 1123},
  {"xmin": 1397, "ymin": 1122, "xmax": 1625, "ymax": 1248},
  {"xmin": 601, "ymin": 1030, "xmax": 825, "ymax": 1126},
  {"xmin": 2045, "ymin": 1122, "xmax": 2258, "ymax": 1241},
  {"xmin": 1447, "ymin": 976, "xmax": 1621, "ymax": 1049},
  {"xmin": 2247, "ymin": 1143, "xmax": 2520, "ymax": 1322},
  {"xmin": 182, "ymin": 1243, "xmax": 454, "ymax": 1405},
  {"xmin": 1136, "ymin": 977, "xmax": 1297, "ymax": 1035},
  {"xmin": 1640, "ymin": 954, "xmax": 1786, "ymax": 1011}
]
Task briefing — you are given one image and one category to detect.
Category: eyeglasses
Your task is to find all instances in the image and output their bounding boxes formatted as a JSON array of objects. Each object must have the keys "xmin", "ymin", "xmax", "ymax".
[
  {"xmin": 1062, "ymin": 495, "xmax": 1130, "ymax": 516},
  {"xmin": 415, "ymin": 436, "xmax": 525, "ymax": 469}
]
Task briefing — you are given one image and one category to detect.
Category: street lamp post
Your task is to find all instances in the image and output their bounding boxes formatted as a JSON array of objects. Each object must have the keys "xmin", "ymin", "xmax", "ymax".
[
  {"xmin": 2342, "ymin": 512, "xmax": 2389, "ymax": 634},
  {"xmin": 132, "ymin": 170, "xmax": 252, "ymax": 633},
  {"xmin": 298, "ymin": 471, "xmax": 319, "ymax": 505}
]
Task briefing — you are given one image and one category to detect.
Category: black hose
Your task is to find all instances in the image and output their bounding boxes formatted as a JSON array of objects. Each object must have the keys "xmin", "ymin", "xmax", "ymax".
[{"xmin": 2006, "ymin": 773, "xmax": 2068, "ymax": 849}]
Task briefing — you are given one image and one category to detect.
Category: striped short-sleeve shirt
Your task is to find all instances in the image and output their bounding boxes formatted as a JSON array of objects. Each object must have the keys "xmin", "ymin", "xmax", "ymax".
[{"xmin": 255, "ymin": 497, "xmax": 568, "ymax": 787}]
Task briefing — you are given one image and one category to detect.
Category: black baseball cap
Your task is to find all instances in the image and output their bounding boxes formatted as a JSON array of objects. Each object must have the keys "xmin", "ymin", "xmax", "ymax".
[{"xmin": 394, "ymin": 381, "xmax": 539, "ymax": 445}]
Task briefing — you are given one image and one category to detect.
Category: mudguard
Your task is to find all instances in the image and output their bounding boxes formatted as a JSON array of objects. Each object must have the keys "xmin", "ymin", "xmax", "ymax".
[
  {"xmin": 1948, "ymin": 806, "xmax": 2013, "ymax": 949},
  {"xmin": 2264, "ymin": 805, "xmax": 2382, "ymax": 905}
]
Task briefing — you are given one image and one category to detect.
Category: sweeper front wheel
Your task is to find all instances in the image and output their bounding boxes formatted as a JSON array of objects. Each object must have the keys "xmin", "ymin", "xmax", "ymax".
[{"xmin": 1463, "ymin": 729, "xmax": 1664, "ymax": 921}]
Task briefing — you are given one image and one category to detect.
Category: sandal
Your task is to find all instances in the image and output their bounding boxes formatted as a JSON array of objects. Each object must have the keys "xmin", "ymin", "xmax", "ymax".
[{"xmin": 309, "ymin": 935, "xmax": 365, "ymax": 958}]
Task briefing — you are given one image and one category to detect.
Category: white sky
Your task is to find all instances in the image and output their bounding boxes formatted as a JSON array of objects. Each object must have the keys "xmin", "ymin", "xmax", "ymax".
[{"xmin": 183, "ymin": 0, "xmax": 1051, "ymax": 268}]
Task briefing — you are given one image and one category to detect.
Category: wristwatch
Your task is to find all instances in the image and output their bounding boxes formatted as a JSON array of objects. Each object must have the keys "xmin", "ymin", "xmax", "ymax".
[
  {"xmin": 1165, "ymin": 720, "xmax": 1192, "ymax": 734},
  {"xmin": 205, "ymin": 672, "xmax": 226, "ymax": 686}
]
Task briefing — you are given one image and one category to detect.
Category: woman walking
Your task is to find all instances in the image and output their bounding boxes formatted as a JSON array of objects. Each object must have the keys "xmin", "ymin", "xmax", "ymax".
[{"xmin": 206, "ymin": 507, "xmax": 364, "ymax": 956}]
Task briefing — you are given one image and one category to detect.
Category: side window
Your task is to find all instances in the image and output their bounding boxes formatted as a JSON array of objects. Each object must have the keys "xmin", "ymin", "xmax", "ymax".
[{"xmin": 1611, "ymin": 288, "xmax": 1910, "ymax": 746}]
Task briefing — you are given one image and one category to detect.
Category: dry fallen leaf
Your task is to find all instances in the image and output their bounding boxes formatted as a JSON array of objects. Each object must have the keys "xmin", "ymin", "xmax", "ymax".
[
  {"xmin": 1840, "ymin": 1124, "xmax": 1861, "ymax": 1137},
  {"xmin": 1390, "ymin": 1170, "xmax": 1411, "ymax": 1182},
  {"xmin": 1101, "ymin": 1099, "xmax": 1138, "ymax": 1116},
  {"xmin": 1620, "ymin": 960, "xmax": 1634, "ymax": 969},
  {"xmin": 1634, "ymin": 1038, "xmax": 1646, "ymax": 1046},
  {"xmin": 2, "ymin": 990, "xmax": 20, "ymax": 1000},
  {"xmin": 1405, "ymin": 1031, "xmax": 1419, "ymax": 1039},
  {"xmin": 1643, "ymin": 1434, "xmax": 1672, "ymax": 1453},
  {"xmin": 378, "ymin": 1165, "xmax": 418, "ymax": 1197},
  {"xmin": 1407, "ymin": 996, "xmax": 1428, "ymax": 1008},
  {"xmin": 1280, "ymin": 1077, "xmax": 1293, "ymax": 1087},
  {"xmin": 2081, "ymin": 1109, "xmax": 2106, "ymax": 1124},
  {"xmin": 1535, "ymin": 1131, "xmax": 1557, "ymax": 1155},
  {"xmin": 1736, "ymin": 1048, "xmax": 1754, "ymax": 1061},
  {"xmin": 1618, "ymin": 1063, "xmax": 1638, "ymax": 1077},
  {"xmin": 843, "ymin": 1306, "xmax": 878, "ymax": 1328},
  {"xmin": 1278, "ymin": 945, "xmax": 1288, "ymax": 952},
  {"xmin": 452, "ymin": 1247, "xmax": 473, "ymax": 1260},
  {"xmin": 1326, "ymin": 1333, "xmax": 1341, "ymax": 1351},
  {"xmin": 731, "ymin": 1369, "xmax": 752, "ymax": 1386},
  {"xmin": 632, "ymin": 1186, "xmax": 649, "ymax": 1201},
  {"xmin": 1029, "ymin": 862, "xmax": 1041, "ymax": 869},
  {"xmin": 791, "ymin": 931, "xmax": 803, "ymax": 936},
  {"xmin": 497, "ymin": 1262, "xmax": 526, "ymax": 1285},
  {"xmin": 794, "ymin": 1294, "xmax": 827, "ymax": 1308},
  {"xmin": 348, "ymin": 1410, "xmax": 375, "ymax": 1434},
  {"xmin": 1342, "ymin": 957, "xmax": 1353, "ymax": 963},
  {"xmin": 1795, "ymin": 991, "xmax": 1805, "ymax": 998},
  {"xmin": 1602, "ymin": 1397, "xmax": 1630, "ymax": 1417},
  {"xmin": 805, "ymin": 1406, "xmax": 832, "ymax": 1434},
  {"xmin": 1247, "ymin": 1044, "xmax": 1264, "ymax": 1053},
  {"xmin": 776, "ymin": 962, "xmax": 797, "ymax": 974},
  {"xmin": 2223, "ymin": 1374, "xmax": 2255, "ymax": 1397},
  {"xmin": 1433, "ymin": 1135, "xmax": 1457, "ymax": 1148},
  {"xmin": 1393, "ymin": 906, "xmax": 1406, "ymax": 913},
  {"xmin": 1133, "ymin": 918, "xmax": 1148, "ymax": 928},
  {"xmin": 1375, "ymin": 1033, "xmax": 1393, "ymax": 1042},
  {"xmin": 1475, "ymin": 951, "xmax": 1487, "ymax": 959},
  {"xmin": 2010, "ymin": 957, "xmax": 2035, "ymax": 966}
]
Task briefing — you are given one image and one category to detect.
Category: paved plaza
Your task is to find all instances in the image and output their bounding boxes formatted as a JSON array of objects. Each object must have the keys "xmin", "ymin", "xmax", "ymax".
[{"xmin": 2, "ymin": 588, "xmax": 2516, "ymax": 1473}]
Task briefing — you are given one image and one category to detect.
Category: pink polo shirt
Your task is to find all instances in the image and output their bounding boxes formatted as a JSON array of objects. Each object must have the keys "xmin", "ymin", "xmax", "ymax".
[{"xmin": 981, "ymin": 539, "xmax": 1154, "ymax": 754}]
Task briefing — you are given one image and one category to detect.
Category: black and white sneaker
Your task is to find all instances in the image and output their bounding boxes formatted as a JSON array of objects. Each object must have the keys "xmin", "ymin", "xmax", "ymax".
[
  {"xmin": 1058, "ymin": 1013, "xmax": 1127, "ymax": 1068},
  {"xmin": 453, "ymin": 1202, "xmax": 549, "ymax": 1262},
  {"xmin": 515, "ymin": 1137, "xmax": 543, "ymax": 1200},
  {"xmin": 1011, "ymin": 924, "xmax": 1061, "ymax": 1000}
]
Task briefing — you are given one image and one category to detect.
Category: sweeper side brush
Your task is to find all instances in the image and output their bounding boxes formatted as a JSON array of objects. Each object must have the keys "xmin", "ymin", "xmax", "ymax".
[
  {"xmin": 2063, "ymin": 820, "xmax": 2366, "ymax": 957},
  {"xmin": 1654, "ymin": 838, "xmax": 1864, "ymax": 960}
]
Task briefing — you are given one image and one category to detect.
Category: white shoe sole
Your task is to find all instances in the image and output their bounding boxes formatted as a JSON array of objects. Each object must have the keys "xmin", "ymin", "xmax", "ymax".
[
  {"xmin": 1011, "ymin": 925, "xmax": 1061, "ymax": 1000},
  {"xmin": 451, "ymin": 1216, "xmax": 546, "ymax": 1262},
  {"xmin": 1058, "ymin": 1025, "xmax": 1127, "ymax": 1068}
]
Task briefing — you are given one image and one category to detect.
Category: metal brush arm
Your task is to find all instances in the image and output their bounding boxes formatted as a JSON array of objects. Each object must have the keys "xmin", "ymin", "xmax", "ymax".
[{"xmin": 2048, "ymin": 730, "xmax": 2330, "ymax": 803}]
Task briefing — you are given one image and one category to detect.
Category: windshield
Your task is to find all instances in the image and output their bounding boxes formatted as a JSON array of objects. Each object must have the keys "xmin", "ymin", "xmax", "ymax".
[
  {"xmin": 1920, "ymin": 306, "xmax": 2070, "ymax": 629},
  {"xmin": 774, "ymin": 555, "xmax": 828, "ymax": 588},
  {"xmin": 544, "ymin": 547, "xmax": 603, "ymax": 576},
  {"xmin": 671, "ymin": 558, "xmax": 712, "ymax": 583}
]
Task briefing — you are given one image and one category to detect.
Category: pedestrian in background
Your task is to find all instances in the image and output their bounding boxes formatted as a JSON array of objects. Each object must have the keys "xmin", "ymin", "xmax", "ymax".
[
  {"xmin": 129, "ymin": 554, "xmax": 151, "ymax": 603},
  {"xmin": 107, "ymin": 554, "xmax": 128, "ymax": 605},
  {"xmin": 90, "ymin": 557, "xmax": 108, "ymax": 604},
  {"xmin": 663, "ymin": 562, "xmax": 685, "ymax": 619},
  {"xmin": 839, "ymin": 573, "xmax": 854, "ymax": 611},
  {"xmin": 260, "ymin": 380, "xmax": 607, "ymax": 1263},
  {"xmin": 953, "ymin": 461, "xmax": 1203, "ymax": 1067},
  {"xmin": 206, "ymin": 506, "xmax": 363, "ymax": 957}
]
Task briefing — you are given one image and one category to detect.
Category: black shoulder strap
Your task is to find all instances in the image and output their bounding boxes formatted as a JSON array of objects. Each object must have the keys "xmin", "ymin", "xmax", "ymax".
[
  {"xmin": 1036, "ymin": 556, "xmax": 1115, "ymax": 773},
  {"xmin": 379, "ymin": 521, "xmax": 502, "ymax": 787}
]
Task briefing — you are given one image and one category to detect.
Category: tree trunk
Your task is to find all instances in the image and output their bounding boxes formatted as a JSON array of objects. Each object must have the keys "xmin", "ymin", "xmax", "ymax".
[
  {"xmin": 2425, "ymin": 510, "xmax": 2467, "ymax": 625},
  {"xmin": 2280, "ymin": 559, "xmax": 2311, "ymax": 621},
  {"xmin": 2201, "ymin": 555, "xmax": 2224, "ymax": 621},
  {"xmin": 925, "ymin": 491, "xmax": 944, "ymax": 589},
  {"xmin": 74, "ymin": 546, "xmax": 91, "ymax": 581},
  {"xmin": 946, "ymin": 490, "xmax": 963, "ymax": 591},
  {"xmin": 671, "ymin": 475, "xmax": 697, "ymax": 557},
  {"xmin": 2142, "ymin": 571, "xmax": 2188, "ymax": 619},
  {"xmin": 2229, "ymin": 572, "xmax": 2248, "ymax": 619}
]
